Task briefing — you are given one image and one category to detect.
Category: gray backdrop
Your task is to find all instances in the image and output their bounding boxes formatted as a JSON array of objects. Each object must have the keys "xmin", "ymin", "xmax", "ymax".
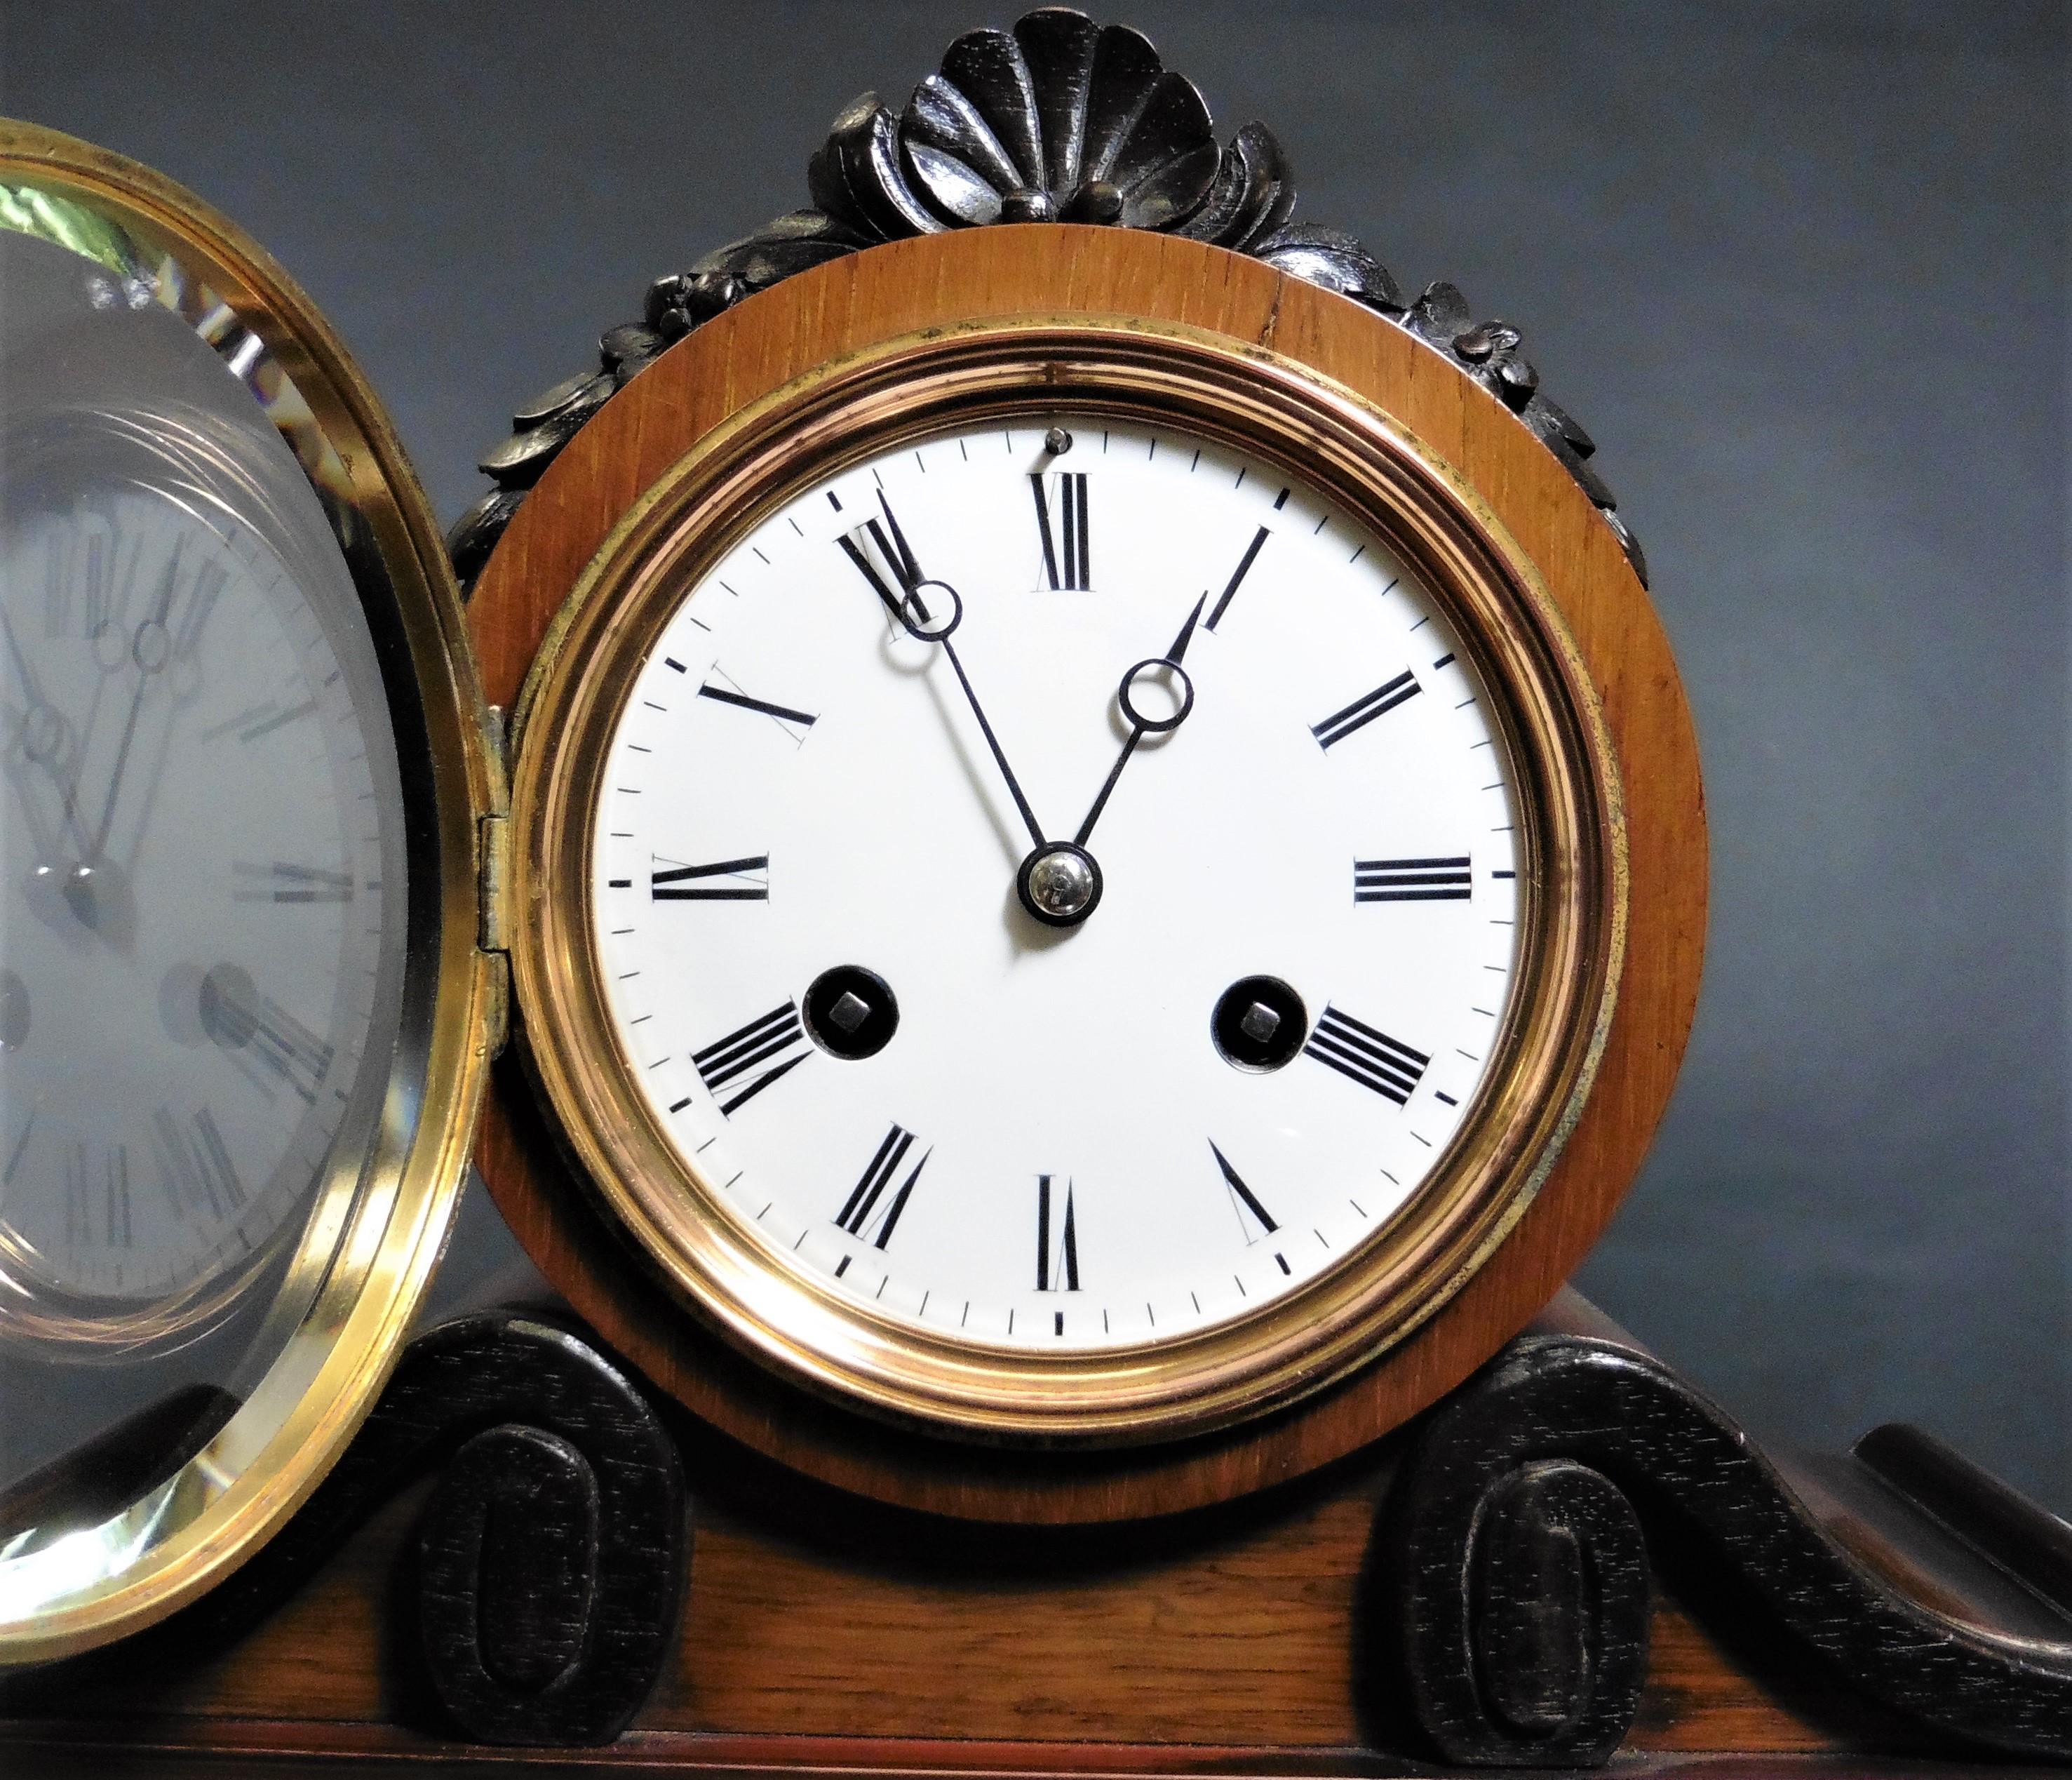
[{"xmin": 6, "ymin": 1, "xmax": 2064, "ymax": 1508}]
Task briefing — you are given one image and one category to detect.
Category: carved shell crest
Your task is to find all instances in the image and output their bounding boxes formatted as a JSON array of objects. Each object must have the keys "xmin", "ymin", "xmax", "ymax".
[
  {"xmin": 452, "ymin": 7, "xmax": 1644, "ymax": 591},
  {"xmin": 899, "ymin": 11, "xmax": 1218, "ymax": 227}
]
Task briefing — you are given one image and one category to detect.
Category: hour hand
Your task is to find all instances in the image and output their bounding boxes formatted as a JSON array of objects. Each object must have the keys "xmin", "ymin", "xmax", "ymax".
[
  {"xmin": 835, "ymin": 494, "xmax": 1047, "ymax": 852},
  {"xmin": 1071, "ymin": 590, "xmax": 1206, "ymax": 850}
]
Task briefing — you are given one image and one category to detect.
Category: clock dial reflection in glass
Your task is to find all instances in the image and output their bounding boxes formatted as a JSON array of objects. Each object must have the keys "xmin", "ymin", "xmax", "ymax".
[
  {"xmin": 0, "ymin": 222, "xmax": 409, "ymax": 1527},
  {"xmin": 586, "ymin": 415, "xmax": 1523, "ymax": 1351},
  {"xmin": 0, "ymin": 475, "xmax": 393, "ymax": 1311}
]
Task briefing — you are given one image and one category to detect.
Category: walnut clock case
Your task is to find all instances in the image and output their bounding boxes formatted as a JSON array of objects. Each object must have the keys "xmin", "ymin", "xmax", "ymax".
[
  {"xmin": 9, "ymin": 11, "xmax": 2072, "ymax": 1774},
  {"xmin": 467, "ymin": 236, "xmax": 1697, "ymax": 1523},
  {"xmin": 434, "ymin": 25, "xmax": 1700, "ymax": 1527}
]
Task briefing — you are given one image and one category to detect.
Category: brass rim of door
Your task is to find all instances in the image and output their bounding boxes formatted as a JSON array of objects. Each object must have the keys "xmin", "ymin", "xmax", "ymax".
[{"xmin": 0, "ymin": 121, "xmax": 496, "ymax": 1664}]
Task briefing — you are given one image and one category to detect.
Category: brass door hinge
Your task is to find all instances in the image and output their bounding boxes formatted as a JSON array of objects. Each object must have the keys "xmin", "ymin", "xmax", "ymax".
[{"xmin": 476, "ymin": 702, "xmax": 513, "ymax": 1057}]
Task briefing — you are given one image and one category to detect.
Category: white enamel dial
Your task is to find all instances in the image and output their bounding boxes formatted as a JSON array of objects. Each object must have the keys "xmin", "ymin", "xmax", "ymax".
[
  {"xmin": 590, "ymin": 415, "xmax": 1523, "ymax": 1351},
  {"xmin": 0, "ymin": 479, "xmax": 399, "ymax": 1308}
]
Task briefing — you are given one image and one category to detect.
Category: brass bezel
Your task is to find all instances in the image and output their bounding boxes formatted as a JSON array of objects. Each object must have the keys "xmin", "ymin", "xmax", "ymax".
[
  {"xmin": 510, "ymin": 316, "xmax": 1627, "ymax": 1445},
  {"xmin": 0, "ymin": 123, "xmax": 496, "ymax": 1662}
]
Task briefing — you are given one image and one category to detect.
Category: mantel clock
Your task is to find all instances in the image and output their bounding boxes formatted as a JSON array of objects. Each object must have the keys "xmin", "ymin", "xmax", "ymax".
[{"xmin": 0, "ymin": 5, "xmax": 1703, "ymax": 1666}]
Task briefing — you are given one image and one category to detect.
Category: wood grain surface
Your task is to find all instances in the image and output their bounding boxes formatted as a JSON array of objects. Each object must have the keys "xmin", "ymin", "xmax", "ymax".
[
  {"xmin": 0, "ymin": 1450, "xmax": 1849, "ymax": 1761},
  {"xmin": 465, "ymin": 223, "xmax": 1707, "ymax": 1522},
  {"xmin": 18, "ymin": 1301, "xmax": 2063, "ymax": 1768}
]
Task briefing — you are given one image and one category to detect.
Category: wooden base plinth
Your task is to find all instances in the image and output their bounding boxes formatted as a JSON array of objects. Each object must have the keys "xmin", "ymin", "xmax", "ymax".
[{"xmin": 6, "ymin": 1294, "xmax": 2069, "ymax": 1772}]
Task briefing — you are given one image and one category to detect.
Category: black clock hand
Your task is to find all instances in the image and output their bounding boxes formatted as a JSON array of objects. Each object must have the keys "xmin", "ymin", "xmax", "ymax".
[
  {"xmin": 839, "ymin": 494, "xmax": 1049, "ymax": 852},
  {"xmin": 1071, "ymin": 590, "xmax": 1206, "ymax": 849}
]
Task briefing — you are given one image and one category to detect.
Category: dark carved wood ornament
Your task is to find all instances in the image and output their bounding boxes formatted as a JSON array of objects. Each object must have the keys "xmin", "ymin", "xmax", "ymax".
[{"xmin": 4, "ymin": 11, "xmax": 2066, "ymax": 1776}]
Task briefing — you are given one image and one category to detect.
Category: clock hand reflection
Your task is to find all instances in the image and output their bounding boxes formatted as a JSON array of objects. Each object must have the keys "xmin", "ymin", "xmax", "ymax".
[
  {"xmin": 0, "ymin": 597, "xmax": 94, "ymax": 859},
  {"xmin": 837, "ymin": 492, "xmax": 1050, "ymax": 854},
  {"xmin": 89, "ymin": 542, "xmax": 184, "ymax": 860}
]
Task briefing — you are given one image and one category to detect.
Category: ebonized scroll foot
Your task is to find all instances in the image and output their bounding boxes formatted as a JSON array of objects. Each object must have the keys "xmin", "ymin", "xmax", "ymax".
[
  {"xmin": 1381, "ymin": 1292, "xmax": 2072, "ymax": 1767},
  {"xmin": 62, "ymin": 1309, "xmax": 687, "ymax": 1748}
]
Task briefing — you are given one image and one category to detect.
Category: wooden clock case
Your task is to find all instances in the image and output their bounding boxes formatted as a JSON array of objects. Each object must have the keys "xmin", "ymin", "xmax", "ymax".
[{"xmin": 466, "ymin": 220, "xmax": 1706, "ymax": 1525}]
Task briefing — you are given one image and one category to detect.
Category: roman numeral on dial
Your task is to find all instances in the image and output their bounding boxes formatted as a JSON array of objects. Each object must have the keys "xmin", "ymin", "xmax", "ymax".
[
  {"xmin": 1209, "ymin": 1140, "xmax": 1277, "ymax": 1243},
  {"xmin": 838, "ymin": 511, "xmax": 917, "ymax": 617},
  {"xmin": 651, "ymin": 855, "xmax": 769, "ymax": 901},
  {"xmin": 1030, "ymin": 471, "xmax": 1091, "ymax": 590},
  {"xmin": 1036, "ymin": 1174, "xmax": 1080, "ymax": 1291},
  {"xmin": 3, "ymin": 1108, "xmax": 35, "ymax": 1188},
  {"xmin": 151, "ymin": 1105, "xmax": 245, "ymax": 1222},
  {"xmin": 170, "ymin": 561, "xmax": 227, "ymax": 659},
  {"xmin": 74, "ymin": 522, "xmax": 116, "ymax": 638},
  {"xmin": 64, "ymin": 1142, "xmax": 87, "ymax": 1248},
  {"xmin": 203, "ymin": 974, "xmax": 334, "ymax": 1104},
  {"xmin": 107, "ymin": 1144, "xmax": 132, "ymax": 1247},
  {"xmin": 234, "ymin": 861, "xmax": 354, "ymax": 904},
  {"xmin": 693, "ymin": 1001, "xmax": 809, "ymax": 1115},
  {"xmin": 1354, "ymin": 855, "xmax": 1472, "ymax": 902},
  {"xmin": 1206, "ymin": 526, "xmax": 1268, "ymax": 631},
  {"xmin": 60, "ymin": 1144, "xmax": 128, "ymax": 1248},
  {"xmin": 1312, "ymin": 670, "xmax": 1420, "ymax": 749},
  {"xmin": 1304, "ymin": 1005, "xmax": 1430, "ymax": 1104},
  {"xmin": 238, "ymin": 699, "xmax": 318, "ymax": 744},
  {"xmin": 835, "ymin": 1124, "xmax": 929, "ymax": 1248},
  {"xmin": 697, "ymin": 677, "xmax": 817, "ymax": 739}
]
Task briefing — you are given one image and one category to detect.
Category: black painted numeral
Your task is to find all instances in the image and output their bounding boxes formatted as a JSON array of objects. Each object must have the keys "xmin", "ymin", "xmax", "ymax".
[
  {"xmin": 1304, "ymin": 1005, "xmax": 1429, "ymax": 1104},
  {"xmin": 651, "ymin": 855, "xmax": 769, "ymax": 901},
  {"xmin": 692, "ymin": 1001, "xmax": 809, "ymax": 1115},
  {"xmin": 1036, "ymin": 1173, "xmax": 1080, "ymax": 1291},
  {"xmin": 1209, "ymin": 1140, "xmax": 1277, "ymax": 1243},
  {"xmin": 1205, "ymin": 526, "xmax": 1268, "ymax": 631},
  {"xmin": 838, "ymin": 509, "xmax": 918, "ymax": 617},
  {"xmin": 1312, "ymin": 670, "xmax": 1420, "ymax": 749},
  {"xmin": 1031, "ymin": 472, "xmax": 1091, "ymax": 590},
  {"xmin": 1354, "ymin": 855, "xmax": 1471, "ymax": 903},
  {"xmin": 835, "ymin": 1124, "xmax": 929, "ymax": 1249},
  {"xmin": 697, "ymin": 678, "xmax": 817, "ymax": 737}
]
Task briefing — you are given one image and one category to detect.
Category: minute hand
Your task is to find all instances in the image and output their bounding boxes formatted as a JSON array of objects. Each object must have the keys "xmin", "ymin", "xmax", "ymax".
[
  {"xmin": 838, "ymin": 495, "xmax": 1048, "ymax": 852},
  {"xmin": 1071, "ymin": 591, "xmax": 1206, "ymax": 848}
]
